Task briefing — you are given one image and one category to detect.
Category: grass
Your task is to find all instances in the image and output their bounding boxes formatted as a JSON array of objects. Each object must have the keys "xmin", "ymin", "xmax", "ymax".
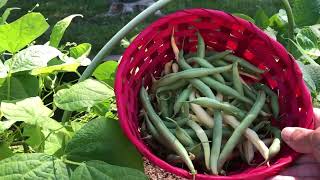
[{"xmin": 4, "ymin": 0, "xmax": 284, "ymax": 56}]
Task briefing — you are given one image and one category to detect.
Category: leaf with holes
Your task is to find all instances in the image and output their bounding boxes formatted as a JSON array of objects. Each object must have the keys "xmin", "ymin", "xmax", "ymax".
[
  {"xmin": 70, "ymin": 160, "xmax": 147, "ymax": 180},
  {"xmin": 54, "ymin": 79, "xmax": 114, "ymax": 111},
  {"xmin": 0, "ymin": 153, "xmax": 69, "ymax": 179},
  {"xmin": 50, "ymin": 14, "xmax": 83, "ymax": 48}
]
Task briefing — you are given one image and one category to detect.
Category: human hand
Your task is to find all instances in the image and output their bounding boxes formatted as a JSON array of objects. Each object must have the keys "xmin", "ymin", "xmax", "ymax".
[{"xmin": 270, "ymin": 108, "xmax": 320, "ymax": 180}]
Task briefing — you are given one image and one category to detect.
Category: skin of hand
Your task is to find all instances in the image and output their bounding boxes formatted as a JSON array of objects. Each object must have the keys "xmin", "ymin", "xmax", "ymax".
[{"xmin": 270, "ymin": 108, "xmax": 320, "ymax": 180}]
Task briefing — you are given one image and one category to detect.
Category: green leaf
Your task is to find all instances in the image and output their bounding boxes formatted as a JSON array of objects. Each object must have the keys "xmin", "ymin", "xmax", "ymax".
[
  {"xmin": 269, "ymin": 9, "xmax": 288, "ymax": 28},
  {"xmin": 65, "ymin": 117, "xmax": 144, "ymax": 171},
  {"xmin": 50, "ymin": 14, "xmax": 83, "ymax": 48},
  {"xmin": 303, "ymin": 64, "xmax": 320, "ymax": 90},
  {"xmin": 1, "ymin": 97, "xmax": 64, "ymax": 131},
  {"xmin": 93, "ymin": 61, "xmax": 118, "ymax": 87},
  {"xmin": 297, "ymin": 61, "xmax": 317, "ymax": 91},
  {"xmin": 0, "ymin": 8, "xmax": 20, "ymax": 25},
  {"xmin": 254, "ymin": 9, "xmax": 270, "ymax": 29},
  {"xmin": 0, "ymin": 73, "xmax": 39, "ymax": 101},
  {"xmin": 0, "ymin": 60, "xmax": 8, "ymax": 78},
  {"xmin": 0, "ymin": 153, "xmax": 69, "ymax": 179},
  {"xmin": 23, "ymin": 125, "xmax": 45, "ymax": 152},
  {"xmin": 31, "ymin": 62, "xmax": 80, "ymax": 75},
  {"xmin": 0, "ymin": 0, "xmax": 7, "ymax": 9},
  {"xmin": 5, "ymin": 45, "xmax": 62, "ymax": 73},
  {"xmin": 0, "ymin": 120, "xmax": 15, "ymax": 133},
  {"xmin": 42, "ymin": 129, "xmax": 66, "ymax": 155},
  {"xmin": 71, "ymin": 160, "xmax": 147, "ymax": 180},
  {"xmin": 295, "ymin": 27, "xmax": 320, "ymax": 59},
  {"xmin": 70, "ymin": 43, "xmax": 91, "ymax": 59},
  {"xmin": 0, "ymin": 142, "xmax": 13, "ymax": 160},
  {"xmin": 293, "ymin": 0, "xmax": 320, "ymax": 26},
  {"xmin": 92, "ymin": 99, "xmax": 112, "ymax": 116},
  {"xmin": 264, "ymin": 27, "xmax": 277, "ymax": 40},
  {"xmin": 54, "ymin": 79, "xmax": 114, "ymax": 111},
  {"xmin": 233, "ymin": 13, "xmax": 255, "ymax": 23},
  {"xmin": 0, "ymin": 13, "xmax": 49, "ymax": 53}
]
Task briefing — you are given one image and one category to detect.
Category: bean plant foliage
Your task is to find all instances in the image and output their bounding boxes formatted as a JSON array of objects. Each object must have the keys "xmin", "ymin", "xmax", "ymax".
[
  {"xmin": 0, "ymin": 1, "xmax": 146, "ymax": 180},
  {"xmin": 0, "ymin": 0, "xmax": 320, "ymax": 179}
]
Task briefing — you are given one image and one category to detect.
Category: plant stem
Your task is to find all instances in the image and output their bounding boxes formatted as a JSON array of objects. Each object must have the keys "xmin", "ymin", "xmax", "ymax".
[
  {"xmin": 281, "ymin": 0, "xmax": 295, "ymax": 51},
  {"xmin": 79, "ymin": 0, "xmax": 172, "ymax": 81},
  {"xmin": 63, "ymin": 158, "xmax": 83, "ymax": 166},
  {"xmin": 6, "ymin": 73, "xmax": 11, "ymax": 100},
  {"xmin": 61, "ymin": 0, "xmax": 173, "ymax": 123}
]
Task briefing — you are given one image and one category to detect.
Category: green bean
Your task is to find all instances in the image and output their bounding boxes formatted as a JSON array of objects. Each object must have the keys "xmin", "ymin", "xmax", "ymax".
[
  {"xmin": 180, "ymin": 102, "xmax": 190, "ymax": 117},
  {"xmin": 254, "ymin": 83, "xmax": 279, "ymax": 119},
  {"xmin": 253, "ymin": 121, "xmax": 270, "ymax": 132},
  {"xmin": 243, "ymin": 85, "xmax": 272, "ymax": 115},
  {"xmin": 232, "ymin": 62, "xmax": 244, "ymax": 95},
  {"xmin": 210, "ymin": 112, "xmax": 223, "ymax": 174},
  {"xmin": 190, "ymin": 97, "xmax": 247, "ymax": 119},
  {"xmin": 187, "ymin": 120, "xmax": 210, "ymax": 170},
  {"xmin": 174, "ymin": 86, "xmax": 193, "ymax": 115},
  {"xmin": 187, "ymin": 57, "xmax": 225, "ymax": 84},
  {"xmin": 156, "ymin": 80, "xmax": 188, "ymax": 94},
  {"xmin": 140, "ymin": 87, "xmax": 196, "ymax": 174},
  {"xmin": 187, "ymin": 143, "xmax": 204, "ymax": 160},
  {"xmin": 178, "ymin": 50, "xmax": 223, "ymax": 174},
  {"xmin": 205, "ymin": 77, "xmax": 254, "ymax": 104},
  {"xmin": 197, "ymin": 32, "xmax": 205, "ymax": 58},
  {"xmin": 268, "ymin": 126, "xmax": 281, "ymax": 160},
  {"xmin": 177, "ymin": 51, "xmax": 216, "ymax": 99},
  {"xmin": 178, "ymin": 51, "xmax": 253, "ymax": 104},
  {"xmin": 243, "ymin": 85, "xmax": 257, "ymax": 101},
  {"xmin": 223, "ymin": 54, "xmax": 265, "ymax": 74},
  {"xmin": 175, "ymin": 124, "xmax": 195, "ymax": 147},
  {"xmin": 144, "ymin": 113, "xmax": 168, "ymax": 148},
  {"xmin": 211, "ymin": 59, "xmax": 230, "ymax": 67},
  {"xmin": 166, "ymin": 154, "xmax": 195, "ymax": 164},
  {"xmin": 218, "ymin": 91, "xmax": 266, "ymax": 171},
  {"xmin": 169, "ymin": 128, "xmax": 232, "ymax": 139},
  {"xmin": 157, "ymin": 93, "xmax": 170, "ymax": 118},
  {"xmin": 207, "ymin": 50, "xmax": 233, "ymax": 61},
  {"xmin": 163, "ymin": 117, "xmax": 189, "ymax": 128},
  {"xmin": 155, "ymin": 66, "xmax": 232, "ymax": 88}
]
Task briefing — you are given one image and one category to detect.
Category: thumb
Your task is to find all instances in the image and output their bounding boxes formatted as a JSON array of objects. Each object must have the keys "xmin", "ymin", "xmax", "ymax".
[{"xmin": 281, "ymin": 127, "xmax": 314, "ymax": 153}]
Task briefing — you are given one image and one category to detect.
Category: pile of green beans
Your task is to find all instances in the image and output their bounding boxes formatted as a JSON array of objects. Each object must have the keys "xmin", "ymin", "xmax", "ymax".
[{"xmin": 139, "ymin": 32, "xmax": 281, "ymax": 176}]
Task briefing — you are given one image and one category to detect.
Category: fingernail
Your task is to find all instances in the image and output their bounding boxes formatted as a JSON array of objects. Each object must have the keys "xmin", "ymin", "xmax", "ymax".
[{"xmin": 281, "ymin": 127, "xmax": 296, "ymax": 142}]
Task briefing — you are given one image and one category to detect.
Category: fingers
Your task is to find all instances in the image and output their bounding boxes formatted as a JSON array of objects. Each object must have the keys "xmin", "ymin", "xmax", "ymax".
[
  {"xmin": 268, "ymin": 176, "xmax": 296, "ymax": 180},
  {"xmin": 294, "ymin": 155, "xmax": 317, "ymax": 165},
  {"xmin": 313, "ymin": 108, "xmax": 320, "ymax": 128},
  {"xmin": 280, "ymin": 164, "xmax": 320, "ymax": 177},
  {"xmin": 282, "ymin": 127, "xmax": 314, "ymax": 153},
  {"xmin": 310, "ymin": 127, "xmax": 320, "ymax": 162}
]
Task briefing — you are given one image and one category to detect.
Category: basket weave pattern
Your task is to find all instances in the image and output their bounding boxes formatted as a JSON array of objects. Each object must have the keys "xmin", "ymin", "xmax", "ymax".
[{"xmin": 115, "ymin": 9, "xmax": 314, "ymax": 180}]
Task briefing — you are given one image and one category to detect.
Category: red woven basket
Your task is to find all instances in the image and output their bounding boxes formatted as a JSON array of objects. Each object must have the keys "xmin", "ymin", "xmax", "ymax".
[{"xmin": 115, "ymin": 9, "xmax": 314, "ymax": 180}]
